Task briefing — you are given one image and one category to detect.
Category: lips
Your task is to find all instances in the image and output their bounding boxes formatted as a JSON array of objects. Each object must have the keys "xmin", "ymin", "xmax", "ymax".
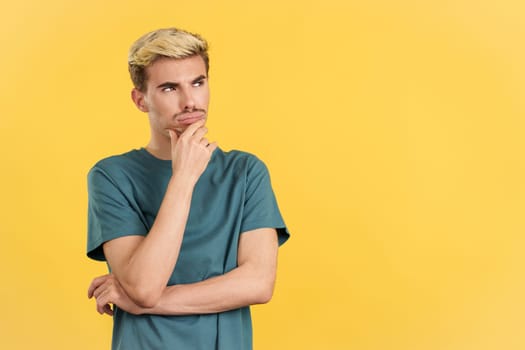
[{"xmin": 176, "ymin": 111, "xmax": 206, "ymax": 125}]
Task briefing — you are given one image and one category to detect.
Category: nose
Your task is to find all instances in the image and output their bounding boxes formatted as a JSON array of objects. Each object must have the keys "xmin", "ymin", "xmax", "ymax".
[{"xmin": 180, "ymin": 88, "xmax": 196, "ymax": 111}]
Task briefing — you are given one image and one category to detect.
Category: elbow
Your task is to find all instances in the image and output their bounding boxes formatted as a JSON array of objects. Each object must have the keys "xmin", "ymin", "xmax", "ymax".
[
  {"xmin": 134, "ymin": 296, "xmax": 160, "ymax": 309},
  {"xmin": 253, "ymin": 280, "xmax": 275, "ymax": 304},
  {"xmin": 127, "ymin": 285, "xmax": 163, "ymax": 309},
  {"xmin": 255, "ymin": 289, "xmax": 273, "ymax": 304}
]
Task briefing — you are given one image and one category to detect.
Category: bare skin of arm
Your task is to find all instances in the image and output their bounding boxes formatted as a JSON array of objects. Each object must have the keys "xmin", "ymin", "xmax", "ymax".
[
  {"xmin": 88, "ymin": 228, "xmax": 279, "ymax": 316},
  {"xmin": 102, "ymin": 120, "xmax": 217, "ymax": 308}
]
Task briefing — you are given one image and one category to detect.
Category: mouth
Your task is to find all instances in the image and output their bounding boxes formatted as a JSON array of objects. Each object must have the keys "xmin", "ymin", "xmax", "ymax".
[{"xmin": 176, "ymin": 111, "xmax": 206, "ymax": 125}]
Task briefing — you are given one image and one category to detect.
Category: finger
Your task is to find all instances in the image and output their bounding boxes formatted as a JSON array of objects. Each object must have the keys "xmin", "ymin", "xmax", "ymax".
[
  {"xmin": 92, "ymin": 276, "xmax": 116, "ymax": 299},
  {"xmin": 96, "ymin": 299, "xmax": 106, "ymax": 315},
  {"xmin": 103, "ymin": 304, "xmax": 114, "ymax": 316},
  {"xmin": 191, "ymin": 126, "xmax": 208, "ymax": 141},
  {"xmin": 95, "ymin": 289, "xmax": 107, "ymax": 314},
  {"xmin": 207, "ymin": 142, "xmax": 218, "ymax": 153},
  {"xmin": 96, "ymin": 289, "xmax": 113, "ymax": 315},
  {"xmin": 168, "ymin": 129, "xmax": 178, "ymax": 144},
  {"xmin": 88, "ymin": 274, "xmax": 110, "ymax": 298},
  {"xmin": 92, "ymin": 279, "xmax": 111, "ymax": 299},
  {"xmin": 97, "ymin": 302, "xmax": 113, "ymax": 316},
  {"xmin": 182, "ymin": 119, "xmax": 206, "ymax": 137},
  {"xmin": 199, "ymin": 138, "xmax": 209, "ymax": 147}
]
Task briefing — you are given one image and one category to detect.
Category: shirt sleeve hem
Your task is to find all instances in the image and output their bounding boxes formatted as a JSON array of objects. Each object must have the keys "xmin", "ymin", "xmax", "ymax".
[
  {"xmin": 87, "ymin": 231, "xmax": 148, "ymax": 261},
  {"xmin": 240, "ymin": 222, "xmax": 290, "ymax": 246}
]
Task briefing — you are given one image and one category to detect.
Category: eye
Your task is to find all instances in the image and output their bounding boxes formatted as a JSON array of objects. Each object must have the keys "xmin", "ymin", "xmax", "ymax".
[
  {"xmin": 192, "ymin": 80, "xmax": 205, "ymax": 87},
  {"xmin": 162, "ymin": 86, "xmax": 176, "ymax": 92}
]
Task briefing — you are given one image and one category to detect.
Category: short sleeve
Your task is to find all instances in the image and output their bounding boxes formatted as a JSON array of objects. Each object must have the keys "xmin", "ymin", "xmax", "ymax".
[
  {"xmin": 87, "ymin": 166, "xmax": 148, "ymax": 261},
  {"xmin": 241, "ymin": 158, "xmax": 290, "ymax": 246}
]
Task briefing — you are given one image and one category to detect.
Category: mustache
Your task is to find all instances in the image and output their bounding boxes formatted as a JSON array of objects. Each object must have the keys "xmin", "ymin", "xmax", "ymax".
[{"xmin": 174, "ymin": 109, "xmax": 206, "ymax": 119}]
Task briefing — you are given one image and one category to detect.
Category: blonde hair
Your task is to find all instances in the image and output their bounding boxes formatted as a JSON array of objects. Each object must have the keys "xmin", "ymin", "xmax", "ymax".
[{"xmin": 128, "ymin": 28, "xmax": 209, "ymax": 91}]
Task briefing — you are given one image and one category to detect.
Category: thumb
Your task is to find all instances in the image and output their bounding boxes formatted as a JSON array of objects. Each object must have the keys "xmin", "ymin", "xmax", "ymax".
[{"xmin": 168, "ymin": 129, "xmax": 178, "ymax": 144}]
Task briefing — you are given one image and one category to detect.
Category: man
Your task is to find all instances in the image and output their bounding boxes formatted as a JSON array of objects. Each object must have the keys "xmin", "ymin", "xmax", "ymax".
[{"xmin": 86, "ymin": 27, "xmax": 289, "ymax": 349}]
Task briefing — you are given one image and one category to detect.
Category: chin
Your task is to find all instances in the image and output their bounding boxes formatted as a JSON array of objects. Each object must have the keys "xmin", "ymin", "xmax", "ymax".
[
  {"xmin": 165, "ymin": 127, "xmax": 184, "ymax": 137},
  {"xmin": 175, "ymin": 127, "xmax": 186, "ymax": 136}
]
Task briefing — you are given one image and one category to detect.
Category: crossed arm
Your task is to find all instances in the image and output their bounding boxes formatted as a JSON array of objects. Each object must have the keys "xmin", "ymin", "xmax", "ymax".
[
  {"xmin": 87, "ymin": 121, "xmax": 279, "ymax": 316},
  {"xmin": 88, "ymin": 227, "xmax": 278, "ymax": 316}
]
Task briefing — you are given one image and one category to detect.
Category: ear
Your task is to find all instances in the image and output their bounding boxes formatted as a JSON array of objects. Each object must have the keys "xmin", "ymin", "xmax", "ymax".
[{"xmin": 131, "ymin": 88, "xmax": 149, "ymax": 112}]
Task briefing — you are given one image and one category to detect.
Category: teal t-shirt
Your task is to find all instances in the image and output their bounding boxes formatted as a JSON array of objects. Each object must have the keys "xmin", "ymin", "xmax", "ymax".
[{"xmin": 87, "ymin": 147, "xmax": 289, "ymax": 350}]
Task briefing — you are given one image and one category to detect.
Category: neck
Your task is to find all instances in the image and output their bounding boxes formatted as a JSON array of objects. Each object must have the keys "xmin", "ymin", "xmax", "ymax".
[{"xmin": 145, "ymin": 135, "xmax": 172, "ymax": 160}]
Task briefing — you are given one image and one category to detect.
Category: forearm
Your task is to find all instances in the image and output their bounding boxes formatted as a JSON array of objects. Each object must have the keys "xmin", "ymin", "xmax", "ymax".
[
  {"xmin": 139, "ymin": 263, "xmax": 275, "ymax": 315},
  {"xmin": 90, "ymin": 229, "xmax": 279, "ymax": 315},
  {"xmin": 111, "ymin": 176, "xmax": 195, "ymax": 305},
  {"xmin": 97, "ymin": 122, "xmax": 217, "ymax": 308}
]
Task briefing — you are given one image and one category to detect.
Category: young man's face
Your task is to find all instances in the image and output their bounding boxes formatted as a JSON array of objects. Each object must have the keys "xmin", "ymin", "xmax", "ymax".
[{"xmin": 134, "ymin": 55, "xmax": 210, "ymax": 138}]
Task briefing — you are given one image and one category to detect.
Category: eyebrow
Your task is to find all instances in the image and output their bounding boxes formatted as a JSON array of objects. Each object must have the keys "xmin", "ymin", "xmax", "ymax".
[
  {"xmin": 156, "ymin": 75, "xmax": 207, "ymax": 89},
  {"xmin": 192, "ymin": 75, "xmax": 207, "ymax": 84}
]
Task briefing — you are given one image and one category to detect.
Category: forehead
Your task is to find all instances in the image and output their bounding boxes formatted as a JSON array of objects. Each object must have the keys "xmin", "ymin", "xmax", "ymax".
[{"xmin": 146, "ymin": 55, "xmax": 207, "ymax": 85}]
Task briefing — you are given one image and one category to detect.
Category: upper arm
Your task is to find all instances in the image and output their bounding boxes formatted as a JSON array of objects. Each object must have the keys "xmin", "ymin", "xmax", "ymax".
[
  {"xmin": 102, "ymin": 235, "xmax": 144, "ymax": 276},
  {"xmin": 238, "ymin": 228, "xmax": 279, "ymax": 286},
  {"xmin": 87, "ymin": 166, "xmax": 148, "ymax": 261},
  {"xmin": 240, "ymin": 157, "xmax": 290, "ymax": 246}
]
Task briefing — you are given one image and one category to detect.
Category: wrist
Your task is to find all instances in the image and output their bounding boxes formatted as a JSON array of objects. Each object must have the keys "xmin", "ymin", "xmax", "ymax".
[
  {"xmin": 164, "ymin": 175, "xmax": 197, "ymax": 207},
  {"xmin": 170, "ymin": 171, "xmax": 199, "ymax": 188}
]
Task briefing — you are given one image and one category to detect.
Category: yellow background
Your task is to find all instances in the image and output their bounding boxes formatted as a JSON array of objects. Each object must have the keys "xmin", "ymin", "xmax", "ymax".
[{"xmin": 1, "ymin": 0, "xmax": 524, "ymax": 349}]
